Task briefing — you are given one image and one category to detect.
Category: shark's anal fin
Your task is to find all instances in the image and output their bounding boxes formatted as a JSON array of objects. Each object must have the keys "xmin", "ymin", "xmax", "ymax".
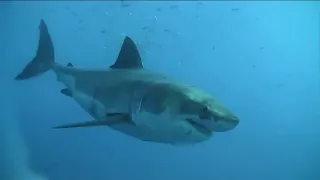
[
  {"xmin": 60, "ymin": 88, "xmax": 72, "ymax": 97},
  {"xmin": 110, "ymin": 36, "xmax": 143, "ymax": 69},
  {"xmin": 53, "ymin": 113, "xmax": 134, "ymax": 129}
]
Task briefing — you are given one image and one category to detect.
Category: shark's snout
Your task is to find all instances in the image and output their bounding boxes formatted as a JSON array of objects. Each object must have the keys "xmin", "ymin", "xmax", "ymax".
[
  {"xmin": 210, "ymin": 115, "xmax": 239, "ymax": 132},
  {"xmin": 228, "ymin": 115, "xmax": 240, "ymax": 128}
]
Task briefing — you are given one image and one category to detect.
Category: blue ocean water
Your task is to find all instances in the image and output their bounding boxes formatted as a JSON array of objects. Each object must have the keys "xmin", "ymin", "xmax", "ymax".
[{"xmin": 1, "ymin": 1, "xmax": 319, "ymax": 180}]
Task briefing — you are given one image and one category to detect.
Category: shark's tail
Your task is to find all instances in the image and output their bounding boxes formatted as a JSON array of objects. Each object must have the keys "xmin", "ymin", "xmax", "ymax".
[{"xmin": 15, "ymin": 19, "xmax": 55, "ymax": 80}]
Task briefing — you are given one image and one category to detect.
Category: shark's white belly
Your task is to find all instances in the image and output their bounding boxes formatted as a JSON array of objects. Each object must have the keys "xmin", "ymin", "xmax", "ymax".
[
  {"xmin": 59, "ymin": 74, "xmax": 210, "ymax": 145},
  {"xmin": 71, "ymin": 90, "xmax": 209, "ymax": 145},
  {"xmin": 109, "ymin": 112, "xmax": 210, "ymax": 145}
]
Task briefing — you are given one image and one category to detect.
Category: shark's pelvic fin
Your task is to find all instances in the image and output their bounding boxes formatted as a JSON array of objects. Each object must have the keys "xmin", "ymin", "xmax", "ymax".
[
  {"xmin": 53, "ymin": 113, "xmax": 134, "ymax": 129},
  {"xmin": 15, "ymin": 19, "xmax": 55, "ymax": 80},
  {"xmin": 66, "ymin": 63, "xmax": 73, "ymax": 67},
  {"xmin": 60, "ymin": 88, "xmax": 72, "ymax": 97},
  {"xmin": 110, "ymin": 36, "xmax": 143, "ymax": 69}
]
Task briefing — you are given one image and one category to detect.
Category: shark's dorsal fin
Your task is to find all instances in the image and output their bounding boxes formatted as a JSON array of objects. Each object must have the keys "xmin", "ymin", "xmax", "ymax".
[{"xmin": 110, "ymin": 36, "xmax": 143, "ymax": 69}]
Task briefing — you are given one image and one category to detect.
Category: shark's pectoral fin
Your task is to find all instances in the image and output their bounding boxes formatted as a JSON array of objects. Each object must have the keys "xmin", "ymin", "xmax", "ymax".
[
  {"xmin": 53, "ymin": 113, "xmax": 134, "ymax": 129},
  {"xmin": 60, "ymin": 88, "xmax": 72, "ymax": 97},
  {"xmin": 110, "ymin": 36, "xmax": 143, "ymax": 69}
]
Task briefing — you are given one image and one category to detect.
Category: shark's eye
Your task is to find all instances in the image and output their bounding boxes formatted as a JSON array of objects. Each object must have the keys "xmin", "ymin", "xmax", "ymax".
[
  {"xmin": 199, "ymin": 107, "xmax": 210, "ymax": 120},
  {"xmin": 202, "ymin": 107, "xmax": 209, "ymax": 113}
]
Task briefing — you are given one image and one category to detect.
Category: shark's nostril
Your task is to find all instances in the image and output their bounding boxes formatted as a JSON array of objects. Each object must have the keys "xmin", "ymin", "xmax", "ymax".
[
  {"xmin": 233, "ymin": 116, "xmax": 239, "ymax": 122},
  {"xmin": 232, "ymin": 116, "xmax": 240, "ymax": 127}
]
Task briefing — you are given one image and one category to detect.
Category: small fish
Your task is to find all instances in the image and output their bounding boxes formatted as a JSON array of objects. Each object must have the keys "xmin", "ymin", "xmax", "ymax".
[
  {"xmin": 121, "ymin": 3, "xmax": 131, "ymax": 8},
  {"xmin": 78, "ymin": 26, "xmax": 85, "ymax": 31},
  {"xmin": 170, "ymin": 5, "xmax": 180, "ymax": 9},
  {"xmin": 71, "ymin": 11, "xmax": 78, "ymax": 18}
]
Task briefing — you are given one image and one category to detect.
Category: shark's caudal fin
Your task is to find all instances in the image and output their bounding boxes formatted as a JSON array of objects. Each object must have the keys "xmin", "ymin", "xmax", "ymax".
[
  {"xmin": 110, "ymin": 36, "xmax": 143, "ymax": 69},
  {"xmin": 15, "ymin": 19, "xmax": 55, "ymax": 80}
]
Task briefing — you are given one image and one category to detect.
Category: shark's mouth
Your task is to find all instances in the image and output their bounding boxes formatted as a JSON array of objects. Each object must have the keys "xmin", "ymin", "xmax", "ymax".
[{"xmin": 186, "ymin": 119, "xmax": 212, "ymax": 136}]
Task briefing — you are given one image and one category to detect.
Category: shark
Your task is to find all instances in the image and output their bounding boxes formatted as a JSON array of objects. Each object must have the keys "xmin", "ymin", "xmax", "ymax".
[{"xmin": 15, "ymin": 19, "xmax": 239, "ymax": 145}]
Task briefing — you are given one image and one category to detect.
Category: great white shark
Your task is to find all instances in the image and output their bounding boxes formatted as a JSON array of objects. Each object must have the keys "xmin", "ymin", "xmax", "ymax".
[{"xmin": 15, "ymin": 19, "xmax": 239, "ymax": 145}]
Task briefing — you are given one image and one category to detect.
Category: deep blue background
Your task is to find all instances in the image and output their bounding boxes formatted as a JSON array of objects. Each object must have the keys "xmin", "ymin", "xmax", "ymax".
[{"xmin": 1, "ymin": 1, "xmax": 320, "ymax": 180}]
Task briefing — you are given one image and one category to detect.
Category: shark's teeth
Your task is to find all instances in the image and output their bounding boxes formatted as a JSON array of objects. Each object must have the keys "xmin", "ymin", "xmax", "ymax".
[{"xmin": 186, "ymin": 119, "xmax": 212, "ymax": 136}]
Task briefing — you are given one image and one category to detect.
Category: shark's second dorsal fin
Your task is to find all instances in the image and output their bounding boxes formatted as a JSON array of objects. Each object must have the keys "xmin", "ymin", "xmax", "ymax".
[{"xmin": 110, "ymin": 36, "xmax": 143, "ymax": 69}]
